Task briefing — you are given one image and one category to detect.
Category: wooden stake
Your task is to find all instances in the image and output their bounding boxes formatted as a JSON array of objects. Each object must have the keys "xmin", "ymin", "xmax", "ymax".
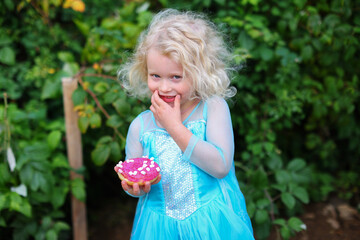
[{"xmin": 62, "ymin": 77, "xmax": 88, "ymax": 240}]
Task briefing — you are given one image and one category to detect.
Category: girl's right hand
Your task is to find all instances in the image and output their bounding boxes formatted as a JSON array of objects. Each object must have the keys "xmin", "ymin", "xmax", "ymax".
[{"xmin": 121, "ymin": 174, "xmax": 161, "ymax": 197}]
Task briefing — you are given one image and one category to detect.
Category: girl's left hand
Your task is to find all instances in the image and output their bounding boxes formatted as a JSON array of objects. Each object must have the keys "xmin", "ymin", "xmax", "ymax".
[
  {"xmin": 150, "ymin": 90, "xmax": 182, "ymax": 131},
  {"xmin": 121, "ymin": 174, "xmax": 162, "ymax": 196}
]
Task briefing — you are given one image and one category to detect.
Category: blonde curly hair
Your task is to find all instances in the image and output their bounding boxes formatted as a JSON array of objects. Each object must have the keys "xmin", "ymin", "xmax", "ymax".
[{"xmin": 118, "ymin": 9, "xmax": 236, "ymax": 100}]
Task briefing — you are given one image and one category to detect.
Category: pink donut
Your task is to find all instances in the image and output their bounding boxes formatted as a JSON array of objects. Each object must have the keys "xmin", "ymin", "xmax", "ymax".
[{"xmin": 114, "ymin": 157, "xmax": 161, "ymax": 186}]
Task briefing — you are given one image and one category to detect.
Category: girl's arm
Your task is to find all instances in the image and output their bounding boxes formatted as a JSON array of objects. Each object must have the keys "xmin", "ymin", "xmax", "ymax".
[
  {"xmin": 184, "ymin": 97, "xmax": 235, "ymax": 179},
  {"xmin": 151, "ymin": 93, "xmax": 234, "ymax": 179},
  {"xmin": 121, "ymin": 115, "xmax": 160, "ymax": 196},
  {"xmin": 124, "ymin": 116, "xmax": 144, "ymax": 159}
]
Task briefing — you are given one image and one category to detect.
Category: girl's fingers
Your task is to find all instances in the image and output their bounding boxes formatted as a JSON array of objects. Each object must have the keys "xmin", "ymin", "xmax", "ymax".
[
  {"xmin": 133, "ymin": 183, "xmax": 140, "ymax": 195},
  {"xmin": 153, "ymin": 174, "xmax": 161, "ymax": 185},
  {"xmin": 151, "ymin": 91, "xmax": 160, "ymax": 108},
  {"xmin": 121, "ymin": 180, "xmax": 129, "ymax": 191},
  {"xmin": 143, "ymin": 181, "xmax": 151, "ymax": 193},
  {"xmin": 174, "ymin": 95, "xmax": 180, "ymax": 109},
  {"xmin": 150, "ymin": 104, "xmax": 155, "ymax": 113},
  {"xmin": 122, "ymin": 174, "xmax": 161, "ymax": 195},
  {"xmin": 152, "ymin": 90, "xmax": 161, "ymax": 105}
]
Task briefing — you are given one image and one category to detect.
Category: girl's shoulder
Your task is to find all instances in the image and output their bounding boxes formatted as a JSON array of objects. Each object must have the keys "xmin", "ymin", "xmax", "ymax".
[
  {"xmin": 129, "ymin": 109, "xmax": 157, "ymax": 135},
  {"xmin": 205, "ymin": 96, "xmax": 228, "ymax": 106},
  {"xmin": 186, "ymin": 97, "xmax": 229, "ymax": 123},
  {"xmin": 130, "ymin": 109, "xmax": 152, "ymax": 126},
  {"xmin": 204, "ymin": 96, "xmax": 230, "ymax": 114}
]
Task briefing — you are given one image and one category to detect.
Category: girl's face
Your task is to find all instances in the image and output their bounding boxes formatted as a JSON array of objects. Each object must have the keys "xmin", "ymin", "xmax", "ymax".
[{"xmin": 147, "ymin": 48, "xmax": 194, "ymax": 110}]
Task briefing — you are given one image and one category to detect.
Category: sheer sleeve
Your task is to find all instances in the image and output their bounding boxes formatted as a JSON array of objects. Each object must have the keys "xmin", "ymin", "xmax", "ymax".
[
  {"xmin": 125, "ymin": 115, "xmax": 144, "ymax": 160},
  {"xmin": 183, "ymin": 97, "xmax": 235, "ymax": 179},
  {"xmin": 123, "ymin": 115, "xmax": 147, "ymax": 197}
]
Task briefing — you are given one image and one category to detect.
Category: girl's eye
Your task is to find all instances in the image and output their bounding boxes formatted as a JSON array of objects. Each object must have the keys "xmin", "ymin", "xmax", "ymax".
[
  {"xmin": 151, "ymin": 74, "xmax": 160, "ymax": 78},
  {"xmin": 172, "ymin": 75, "xmax": 182, "ymax": 80}
]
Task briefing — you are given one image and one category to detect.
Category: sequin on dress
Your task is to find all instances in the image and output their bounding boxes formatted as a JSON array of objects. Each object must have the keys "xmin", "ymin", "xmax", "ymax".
[{"xmin": 124, "ymin": 97, "xmax": 254, "ymax": 240}]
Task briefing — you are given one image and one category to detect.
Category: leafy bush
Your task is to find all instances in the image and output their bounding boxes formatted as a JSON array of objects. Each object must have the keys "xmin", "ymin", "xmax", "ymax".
[
  {"xmin": 206, "ymin": 0, "xmax": 360, "ymax": 238},
  {"xmin": 1, "ymin": 0, "xmax": 359, "ymax": 239}
]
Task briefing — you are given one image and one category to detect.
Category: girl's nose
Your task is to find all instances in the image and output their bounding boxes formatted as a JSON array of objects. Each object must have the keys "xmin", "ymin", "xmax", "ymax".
[{"xmin": 159, "ymin": 80, "xmax": 171, "ymax": 92}]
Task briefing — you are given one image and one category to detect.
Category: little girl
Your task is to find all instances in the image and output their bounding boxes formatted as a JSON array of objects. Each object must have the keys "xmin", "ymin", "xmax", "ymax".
[{"xmin": 118, "ymin": 9, "xmax": 254, "ymax": 240}]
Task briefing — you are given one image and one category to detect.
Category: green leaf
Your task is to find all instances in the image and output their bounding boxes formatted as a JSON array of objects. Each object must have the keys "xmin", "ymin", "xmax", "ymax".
[
  {"xmin": 4, "ymin": 0, "xmax": 15, "ymax": 10},
  {"xmin": 78, "ymin": 116, "xmax": 89, "ymax": 133},
  {"xmin": 255, "ymin": 209, "xmax": 269, "ymax": 224},
  {"xmin": 292, "ymin": 186, "xmax": 309, "ymax": 203},
  {"xmin": 41, "ymin": 78, "xmax": 61, "ymax": 100},
  {"xmin": 294, "ymin": 0, "xmax": 306, "ymax": 8},
  {"xmin": 158, "ymin": 0, "xmax": 167, "ymax": 7},
  {"xmin": 57, "ymin": 51, "xmax": 75, "ymax": 63},
  {"xmin": 47, "ymin": 130, "xmax": 62, "ymax": 150},
  {"xmin": 247, "ymin": 202, "xmax": 256, "ymax": 218},
  {"xmin": 94, "ymin": 82, "xmax": 109, "ymax": 93},
  {"xmin": 0, "ymin": 35, "xmax": 12, "ymax": 46},
  {"xmin": 71, "ymin": 178, "xmax": 86, "ymax": 201},
  {"xmin": 104, "ymin": 90, "xmax": 119, "ymax": 104},
  {"xmin": 273, "ymin": 218, "xmax": 286, "ymax": 226},
  {"xmin": 288, "ymin": 217, "xmax": 304, "ymax": 232},
  {"xmin": 301, "ymin": 45, "xmax": 313, "ymax": 61},
  {"xmin": 73, "ymin": 19, "xmax": 90, "ymax": 36},
  {"xmin": 275, "ymin": 170, "xmax": 291, "ymax": 184},
  {"xmin": 239, "ymin": 31, "xmax": 255, "ymax": 50},
  {"xmin": 91, "ymin": 145, "xmax": 111, "ymax": 166},
  {"xmin": 52, "ymin": 154, "xmax": 70, "ymax": 168},
  {"xmin": 0, "ymin": 163, "xmax": 11, "ymax": 183},
  {"xmin": 51, "ymin": 184, "xmax": 69, "ymax": 209},
  {"xmin": 110, "ymin": 141, "xmax": 121, "ymax": 161},
  {"xmin": 260, "ymin": 46, "xmax": 274, "ymax": 61},
  {"xmin": 24, "ymin": 143, "xmax": 51, "ymax": 161},
  {"xmin": 255, "ymin": 221, "xmax": 271, "ymax": 239},
  {"xmin": 98, "ymin": 136, "xmax": 113, "ymax": 145},
  {"xmin": 280, "ymin": 226, "xmax": 292, "ymax": 240},
  {"xmin": 46, "ymin": 229, "xmax": 57, "ymax": 240},
  {"xmin": 214, "ymin": 0, "xmax": 225, "ymax": 5},
  {"xmin": 281, "ymin": 192, "xmax": 296, "ymax": 209},
  {"xmin": 113, "ymin": 98, "xmax": 131, "ymax": 115},
  {"xmin": 263, "ymin": 142, "xmax": 274, "ymax": 152},
  {"xmin": 106, "ymin": 115, "xmax": 123, "ymax": 128},
  {"xmin": 272, "ymin": 183, "xmax": 286, "ymax": 192},
  {"xmin": 9, "ymin": 192, "xmax": 32, "ymax": 217},
  {"xmin": 72, "ymin": 89, "xmax": 87, "ymax": 106},
  {"xmin": 249, "ymin": 142, "xmax": 262, "ymax": 155},
  {"xmin": 251, "ymin": 169, "xmax": 268, "ymax": 189},
  {"xmin": 53, "ymin": 221, "xmax": 71, "ymax": 232},
  {"xmin": 0, "ymin": 216, "xmax": 6, "ymax": 227},
  {"xmin": 0, "ymin": 46, "xmax": 15, "ymax": 65},
  {"xmin": 267, "ymin": 153, "xmax": 283, "ymax": 170},
  {"xmin": 256, "ymin": 198, "xmax": 271, "ymax": 209},
  {"xmin": 90, "ymin": 113, "xmax": 102, "ymax": 128},
  {"xmin": 62, "ymin": 62, "xmax": 80, "ymax": 76},
  {"xmin": 42, "ymin": 216, "xmax": 52, "ymax": 228},
  {"xmin": 287, "ymin": 158, "xmax": 306, "ymax": 172},
  {"xmin": 0, "ymin": 194, "xmax": 9, "ymax": 211}
]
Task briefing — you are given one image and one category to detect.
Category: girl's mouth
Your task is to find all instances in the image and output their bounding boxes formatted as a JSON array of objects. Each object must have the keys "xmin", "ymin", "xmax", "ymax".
[{"xmin": 159, "ymin": 95, "xmax": 176, "ymax": 103}]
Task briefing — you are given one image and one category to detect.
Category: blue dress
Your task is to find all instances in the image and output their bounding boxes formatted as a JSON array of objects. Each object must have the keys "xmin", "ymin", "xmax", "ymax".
[{"xmin": 124, "ymin": 97, "xmax": 254, "ymax": 240}]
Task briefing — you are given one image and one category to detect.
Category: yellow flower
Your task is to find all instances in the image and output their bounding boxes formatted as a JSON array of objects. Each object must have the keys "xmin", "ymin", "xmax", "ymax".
[
  {"xmin": 48, "ymin": 68, "xmax": 55, "ymax": 74},
  {"xmin": 63, "ymin": 0, "xmax": 85, "ymax": 12},
  {"xmin": 93, "ymin": 63, "xmax": 100, "ymax": 70},
  {"xmin": 71, "ymin": 0, "xmax": 85, "ymax": 12},
  {"xmin": 82, "ymin": 81, "xmax": 90, "ymax": 91}
]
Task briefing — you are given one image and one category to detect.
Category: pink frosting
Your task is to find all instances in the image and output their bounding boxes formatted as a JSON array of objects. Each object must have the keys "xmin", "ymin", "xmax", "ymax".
[{"xmin": 114, "ymin": 157, "xmax": 160, "ymax": 183}]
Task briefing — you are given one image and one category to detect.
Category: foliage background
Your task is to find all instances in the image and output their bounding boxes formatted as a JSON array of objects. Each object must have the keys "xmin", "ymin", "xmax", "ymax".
[{"xmin": 0, "ymin": 0, "xmax": 359, "ymax": 239}]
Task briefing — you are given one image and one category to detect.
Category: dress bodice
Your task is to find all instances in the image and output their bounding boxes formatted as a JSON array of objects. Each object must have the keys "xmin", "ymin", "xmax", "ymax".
[{"xmin": 141, "ymin": 116, "xmax": 221, "ymax": 220}]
